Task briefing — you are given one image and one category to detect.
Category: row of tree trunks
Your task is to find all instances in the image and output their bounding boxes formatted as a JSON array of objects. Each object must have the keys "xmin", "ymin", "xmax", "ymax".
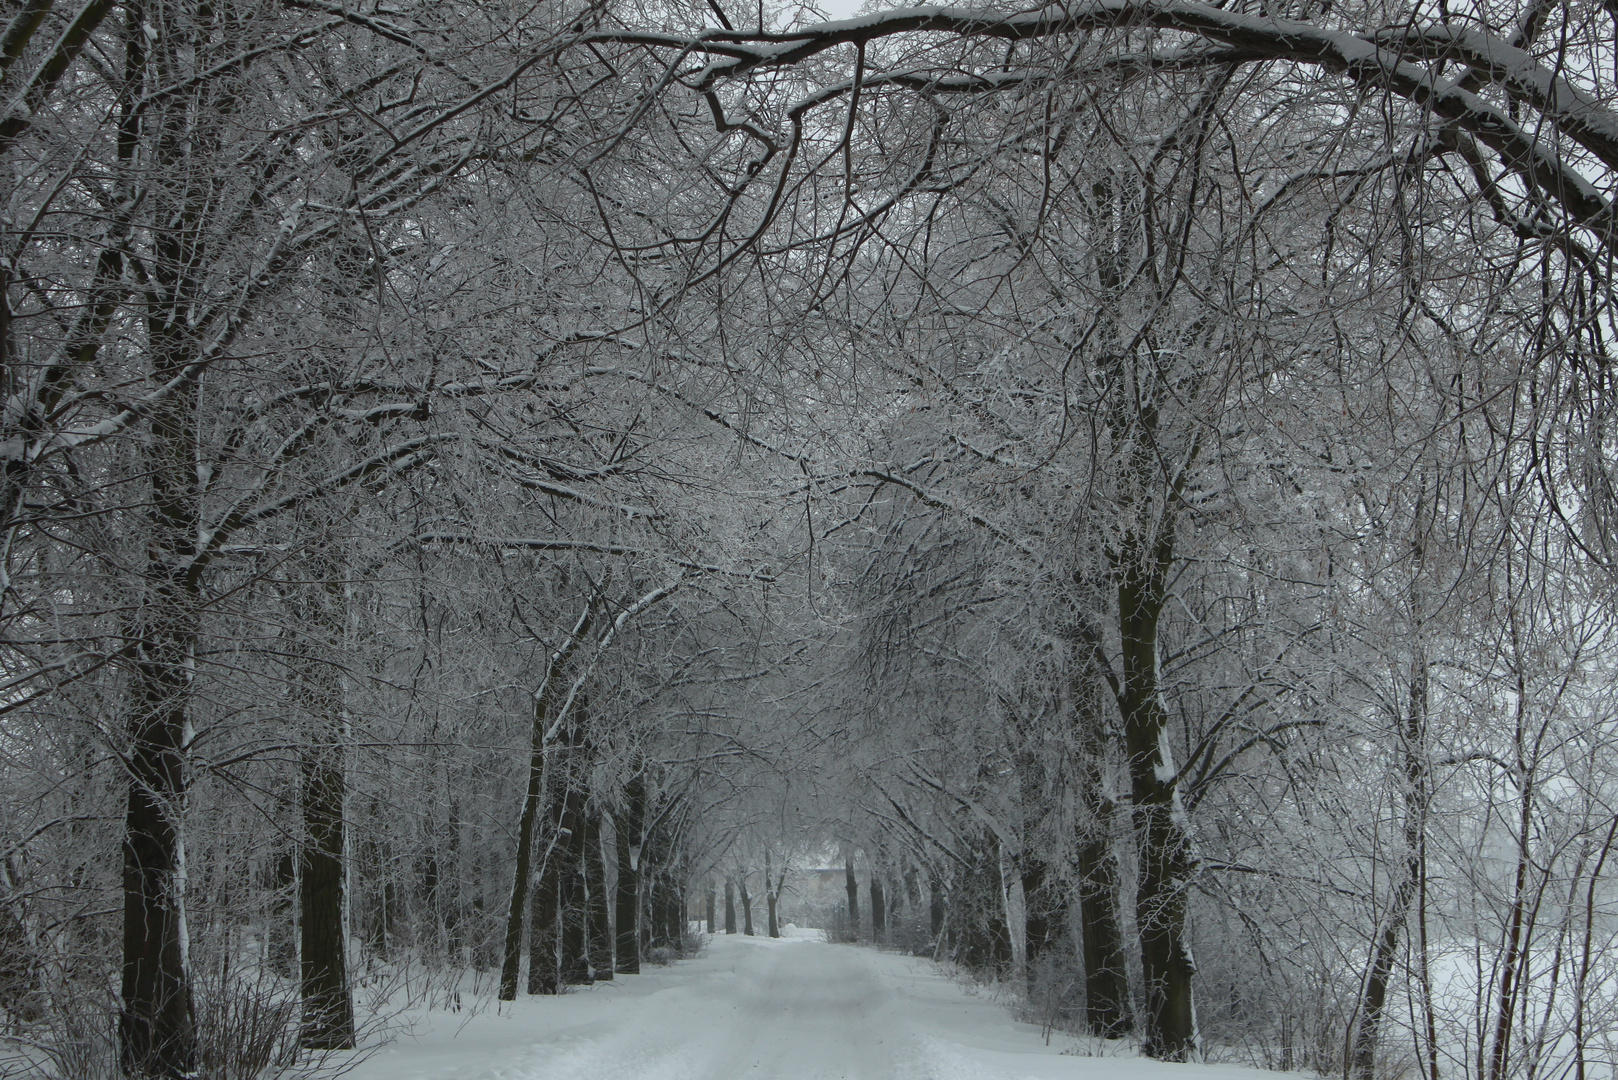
[{"xmin": 499, "ymin": 603, "xmax": 596, "ymax": 999}]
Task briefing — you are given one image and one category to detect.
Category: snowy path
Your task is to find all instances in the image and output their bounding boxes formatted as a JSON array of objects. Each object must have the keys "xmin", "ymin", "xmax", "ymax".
[{"xmin": 344, "ymin": 931, "xmax": 1277, "ymax": 1080}]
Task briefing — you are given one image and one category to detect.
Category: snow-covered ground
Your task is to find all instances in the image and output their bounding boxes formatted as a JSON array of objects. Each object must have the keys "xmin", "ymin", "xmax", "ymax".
[{"xmin": 343, "ymin": 929, "xmax": 1286, "ymax": 1080}]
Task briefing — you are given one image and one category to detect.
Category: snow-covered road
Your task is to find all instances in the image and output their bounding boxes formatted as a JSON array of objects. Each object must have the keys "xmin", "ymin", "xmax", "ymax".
[{"xmin": 344, "ymin": 931, "xmax": 1278, "ymax": 1080}]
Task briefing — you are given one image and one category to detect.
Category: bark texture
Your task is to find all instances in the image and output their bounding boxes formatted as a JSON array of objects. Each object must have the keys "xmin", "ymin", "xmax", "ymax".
[{"xmin": 613, "ymin": 778, "xmax": 642, "ymax": 975}]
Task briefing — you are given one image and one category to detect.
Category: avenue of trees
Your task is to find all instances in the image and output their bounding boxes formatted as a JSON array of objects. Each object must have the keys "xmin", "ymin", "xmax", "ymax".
[{"xmin": 1, "ymin": 0, "xmax": 1616, "ymax": 1076}]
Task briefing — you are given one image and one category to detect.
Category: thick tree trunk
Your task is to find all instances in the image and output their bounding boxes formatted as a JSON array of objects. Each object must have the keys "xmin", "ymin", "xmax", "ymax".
[
  {"xmin": 725, "ymin": 880, "xmax": 736, "ymax": 934},
  {"xmin": 614, "ymin": 775, "xmax": 643, "ymax": 974},
  {"xmin": 613, "ymin": 816, "xmax": 639, "ymax": 974},
  {"xmin": 1077, "ymin": 831, "xmax": 1133, "ymax": 1036},
  {"xmin": 929, "ymin": 872, "xmax": 945, "ymax": 943},
  {"xmin": 706, "ymin": 885, "xmax": 716, "ymax": 933},
  {"xmin": 121, "ymin": 343, "xmax": 207, "ymax": 1075},
  {"xmin": 1118, "ymin": 533, "xmax": 1198, "ymax": 1061},
  {"xmin": 585, "ymin": 808, "xmax": 612, "ymax": 980},
  {"xmin": 871, "ymin": 874, "xmax": 886, "ymax": 941},
  {"xmin": 1071, "ymin": 620, "xmax": 1134, "ymax": 1037},
  {"xmin": 297, "ymin": 569, "xmax": 355, "ymax": 1051},
  {"xmin": 120, "ymin": 654, "xmax": 197, "ymax": 1079},
  {"xmin": 527, "ymin": 770, "xmax": 567, "ymax": 995},
  {"xmin": 559, "ymin": 787, "xmax": 590, "ymax": 985},
  {"xmin": 299, "ymin": 736, "xmax": 354, "ymax": 1049},
  {"xmin": 739, "ymin": 876, "xmax": 754, "ymax": 936}
]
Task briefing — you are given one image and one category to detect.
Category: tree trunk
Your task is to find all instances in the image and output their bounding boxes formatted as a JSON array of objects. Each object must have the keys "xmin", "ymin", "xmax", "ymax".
[
  {"xmin": 1071, "ymin": 619, "xmax": 1133, "ymax": 1037},
  {"xmin": 299, "ymin": 735, "xmax": 354, "ymax": 1049},
  {"xmin": 614, "ymin": 775, "xmax": 643, "ymax": 974},
  {"xmin": 725, "ymin": 880, "xmax": 736, "ymax": 934},
  {"xmin": 120, "ymin": 655, "xmax": 197, "ymax": 1079},
  {"xmin": 999, "ymin": 843, "xmax": 1028, "ymax": 990},
  {"xmin": 120, "ymin": 303, "xmax": 204, "ymax": 1079},
  {"xmin": 612, "ymin": 820, "xmax": 638, "ymax": 975},
  {"xmin": 871, "ymin": 874, "xmax": 886, "ymax": 942},
  {"xmin": 528, "ymin": 768, "xmax": 567, "ymax": 995},
  {"xmin": 765, "ymin": 851, "xmax": 780, "ymax": 937},
  {"xmin": 500, "ymin": 603, "xmax": 595, "ymax": 1000},
  {"xmin": 739, "ymin": 876, "xmax": 754, "ymax": 936},
  {"xmin": 706, "ymin": 885, "xmax": 716, "ymax": 934},
  {"xmin": 585, "ymin": 807, "xmax": 612, "ymax": 980},
  {"xmin": 559, "ymin": 786, "xmax": 590, "ymax": 985},
  {"xmin": 296, "ymin": 567, "xmax": 355, "ymax": 1051},
  {"xmin": 1118, "ymin": 531, "xmax": 1198, "ymax": 1061},
  {"xmin": 1347, "ymin": 659, "xmax": 1429, "ymax": 1080},
  {"xmin": 1077, "ymin": 830, "xmax": 1133, "ymax": 1036},
  {"xmin": 844, "ymin": 853, "xmax": 859, "ymax": 938}
]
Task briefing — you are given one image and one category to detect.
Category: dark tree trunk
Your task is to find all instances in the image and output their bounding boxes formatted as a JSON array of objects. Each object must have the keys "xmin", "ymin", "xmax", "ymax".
[
  {"xmin": 612, "ymin": 819, "xmax": 638, "ymax": 975},
  {"xmin": 299, "ymin": 735, "xmax": 354, "ymax": 1049},
  {"xmin": 121, "ymin": 310, "xmax": 205, "ymax": 1077},
  {"xmin": 928, "ymin": 872, "xmax": 945, "ymax": 942},
  {"xmin": 584, "ymin": 808, "xmax": 612, "ymax": 980},
  {"xmin": 500, "ymin": 603, "xmax": 594, "ymax": 1000},
  {"xmin": 706, "ymin": 885, "xmax": 716, "ymax": 933},
  {"xmin": 614, "ymin": 775, "xmax": 643, "ymax": 974},
  {"xmin": 765, "ymin": 851, "xmax": 780, "ymax": 938},
  {"xmin": 1118, "ymin": 537, "xmax": 1198, "ymax": 1061},
  {"xmin": 559, "ymin": 787, "xmax": 590, "ymax": 985},
  {"xmin": 118, "ymin": 15, "xmax": 209, "ymax": 1073},
  {"xmin": 739, "ymin": 877, "xmax": 754, "ymax": 936},
  {"xmin": 296, "ymin": 569, "xmax": 355, "ymax": 1051},
  {"xmin": 871, "ymin": 875, "xmax": 886, "ymax": 941},
  {"xmin": 725, "ymin": 880, "xmax": 736, "ymax": 934},
  {"xmin": 1071, "ymin": 619, "xmax": 1134, "ymax": 1037},
  {"xmin": 527, "ymin": 773, "xmax": 567, "ymax": 995},
  {"xmin": 1077, "ymin": 832, "xmax": 1133, "ymax": 1037},
  {"xmin": 844, "ymin": 855, "xmax": 859, "ymax": 938},
  {"xmin": 120, "ymin": 669, "xmax": 197, "ymax": 1079}
]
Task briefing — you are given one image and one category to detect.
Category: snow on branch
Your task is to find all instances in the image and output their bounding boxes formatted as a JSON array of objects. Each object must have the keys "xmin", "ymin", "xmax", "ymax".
[{"xmin": 579, "ymin": 0, "xmax": 1618, "ymax": 247}]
